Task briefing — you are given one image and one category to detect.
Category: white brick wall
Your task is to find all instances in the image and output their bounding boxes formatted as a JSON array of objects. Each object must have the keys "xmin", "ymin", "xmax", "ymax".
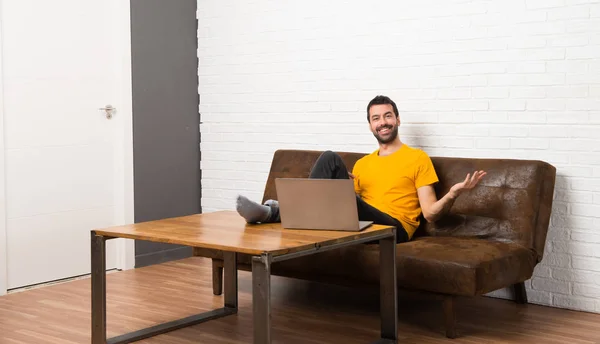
[{"xmin": 198, "ymin": 0, "xmax": 600, "ymax": 313}]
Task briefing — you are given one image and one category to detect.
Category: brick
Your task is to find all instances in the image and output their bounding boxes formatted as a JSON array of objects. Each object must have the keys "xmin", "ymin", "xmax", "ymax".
[
  {"xmin": 436, "ymin": 88, "xmax": 471, "ymax": 100},
  {"xmin": 555, "ymin": 176, "xmax": 571, "ymax": 190},
  {"xmin": 554, "ymin": 190, "xmax": 593, "ymax": 203},
  {"xmin": 591, "ymin": 60, "xmax": 600, "ymax": 73},
  {"xmin": 559, "ymin": 165, "xmax": 594, "ymax": 177},
  {"xmin": 473, "ymin": 113, "xmax": 509, "ymax": 123},
  {"xmin": 571, "ymin": 178, "xmax": 600, "ymax": 192},
  {"xmin": 567, "ymin": 19, "xmax": 600, "ymax": 33},
  {"xmin": 574, "ymin": 284, "xmax": 600, "ymax": 298},
  {"xmin": 453, "ymin": 76, "xmax": 488, "ymax": 87},
  {"xmin": 544, "ymin": 253, "xmax": 572, "ymax": 268},
  {"xmin": 526, "ymin": 0, "xmax": 565, "ymax": 8},
  {"xmin": 567, "ymin": 46, "xmax": 600, "ymax": 59},
  {"xmin": 529, "ymin": 126, "xmax": 569, "ymax": 138},
  {"xmin": 567, "ymin": 73, "xmax": 600, "ymax": 84},
  {"xmin": 489, "ymin": 100, "xmax": 527, "ymax": 111},
  {"xmin": 553, "ymin": 295, "xmax": 597, "ymax": 312},
  {"xmin": 573, "ymin": 257, "xmax": 600, "ymax": 272},
  {"xmin": 548, "ymin": 6, "xmax": 590, "ymax": 20},
  {"xmin": 513, "ymin": 21, "xmax": 566, "ymax": 35},
  {"xmin": 401, "ymin": 112, "xmax": 439, "ymax": 122},
  {"xmin": 489, "ymin": 126, "xmax": 529, "ymax": 137},
  {"xmin": 455, "ymin": 125, "xmax": 489, "ymax": 137},
  {"xmin": 571, "ymin": 204, "xmax": 600, "ymax": 218},
  {"xmin": 547, "ymin": 226, "xmax": 571, "ymax": 240},
  {"xmin": 438, "ymin": 138, "xmax": 474, "ymax": 149},
  {"xmin": 570, "ymin": 153, "xmax": 600, "ymax": 165},
  {"xmin": 546, "ymin": 86, "xmax": 589, "ymax": 98},
  {"xmin": 551, "ymin": 202, "xmax": 569, "ymax": 215},
  {"xmin": 509, "ymin": 87, "xmax": 546, "ymax": 99},
  {"xmin": 550, "ymin": 138, "xmax": 598, "ymax": 151},
  {"xmin": 549, "ymin": 35, "xmax": 590, "ymax": 48},
  {"xmin": 527, "ymin": 74, "xmax": 565, "ymax": 86},
  {"xmin": 523, "ymin": 151, "xmax": 571, "ymax": 165},
  {"xmin": 546, "ymin": 60, "xmax": 588, "ymax": 73},
  {"xmin": 438, "ymin": 113, "xmax": 474, "ymax": 123},
  {"xmin": 452, "ymin": 101, "xmax": 489, "ymax": 111},
  {"xmin": 532, "ymin": 277, "xmax": 571, "ymax": 294},
  {"xmin": 572, "ymin": 231, "xmax": 600, "ymax": 243},
  {"xmin": 472, "ymin": 87, "xmax": 510, "ymax": 99},
  {"xmin": 507, "ymin": 112, "xmax": 546, "ymax": 123},
  {"xmin": 569, "ymin": 216, "xmax": 596, "ymax": 229},
  {"xmin": 507, "ymin": 38, "xmax": 547, "ymax": 49},
  {"xmin": 527, "ymin": 290, "xmax": 553, "ymax": 305},
  {"xmin": 510, "ymin": 138, "xmax": 550, "ymax": 149},
  {"xmin": 595, "ymin": 193, "xmax": 600, "ymax": 204},
  {"xmin": 527, "ymin": 99, "xmax": 566, "ymax": 111},
  {"xmin": 553, "ymin": 267, "xmax": 600, "ymax": 284},
  {"xmin": 534, "ymin": 265, "xmax": 552, "ymax": 278},
  {"xmin": 525, "ymin": 48, "xmax": 567, "ymax": 60},
  {"xmin": 488, "ymin": 74, "xmax": 527, "ymax": 86},
  {"xmin": 567, "ymin": 99, "xmax": 600, "ymax": 111},
  {"xmin": 568, "ymin": 0, "xmax": 600, "ymax": 4},
  {"xmin": 475, "ymin": 138, "xmax": 511, "ymax": 149},
  {"xmin": 548, "ymin": 113, "xmax": 589, "ymax": 124}
]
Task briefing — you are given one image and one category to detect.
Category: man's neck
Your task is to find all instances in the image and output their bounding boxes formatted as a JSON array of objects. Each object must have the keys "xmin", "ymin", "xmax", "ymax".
[{"xmin": 378, "ymin": 138, "xmax": 403, "ymax": 156}]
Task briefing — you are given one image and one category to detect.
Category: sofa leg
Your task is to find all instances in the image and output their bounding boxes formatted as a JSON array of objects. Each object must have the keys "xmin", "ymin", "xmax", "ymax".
[
  {"xmin": 443, "ymin": 296, "xmax": 457, "ymax": 339},
  {"xmin": 212, "ymin": 259, "xmax": 223, "ymax": 296},
  {"xmin": 513, "ymin": 282, "xmax": 528, "ymax": 304}
]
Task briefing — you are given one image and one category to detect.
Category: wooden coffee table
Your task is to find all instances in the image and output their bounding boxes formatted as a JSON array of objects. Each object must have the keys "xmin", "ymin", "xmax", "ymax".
[{"xmin": 91, "ymin": 210, "xmax": 398, "ymax": 344}]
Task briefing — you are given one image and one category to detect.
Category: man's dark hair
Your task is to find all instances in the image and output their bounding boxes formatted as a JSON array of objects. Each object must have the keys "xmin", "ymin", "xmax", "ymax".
[{"xmin": 367, "ymin": 95, "xmax": 399, "ymax": 123}]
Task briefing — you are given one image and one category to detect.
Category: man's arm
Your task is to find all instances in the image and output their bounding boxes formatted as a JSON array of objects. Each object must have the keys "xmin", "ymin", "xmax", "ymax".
[{"xmin": 417, "ymin": 171, "xmax": 487, "ymax": 223}]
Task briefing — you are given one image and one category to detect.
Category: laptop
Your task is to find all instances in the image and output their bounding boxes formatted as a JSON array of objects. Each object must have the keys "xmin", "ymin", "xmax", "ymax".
[{"xmin": 274, "ymin": 178, "xmax": 373, "ymax": 231}]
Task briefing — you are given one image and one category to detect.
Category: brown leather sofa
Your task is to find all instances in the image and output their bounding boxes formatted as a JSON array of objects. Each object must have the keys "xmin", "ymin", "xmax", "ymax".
[{"xmin": 194, "ymin": 149, "xmax": 556, "ymax": 338}]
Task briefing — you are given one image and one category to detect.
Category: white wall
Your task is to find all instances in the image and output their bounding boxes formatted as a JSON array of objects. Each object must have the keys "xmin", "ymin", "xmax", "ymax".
[{"xmin": 198, "ymin": 0, "xmax": 600, "ymax": 313}]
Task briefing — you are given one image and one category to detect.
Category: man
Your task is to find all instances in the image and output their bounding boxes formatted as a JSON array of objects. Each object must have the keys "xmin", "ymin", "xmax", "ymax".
[{"xmin": 236, "ymin": 95, "xmax": 486, "ymax": 242}]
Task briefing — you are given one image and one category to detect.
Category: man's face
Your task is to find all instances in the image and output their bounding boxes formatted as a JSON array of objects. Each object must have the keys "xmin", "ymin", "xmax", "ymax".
[{"xmin": 368, "ymin": 104, "xmax": 399, "ymax": 144}]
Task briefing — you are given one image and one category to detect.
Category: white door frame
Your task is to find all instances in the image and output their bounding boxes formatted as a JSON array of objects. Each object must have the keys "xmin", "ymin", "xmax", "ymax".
[
  {"xmin": 0, "ymin": 0, "xmax": 136, "ymax": 295},
  {"xmin": 114, "ymin": 0, "xmax": 136, "ymax": 273},
  {"xmin": 0, "ymin": 0, "xmax": 7, "ymax": 296}
]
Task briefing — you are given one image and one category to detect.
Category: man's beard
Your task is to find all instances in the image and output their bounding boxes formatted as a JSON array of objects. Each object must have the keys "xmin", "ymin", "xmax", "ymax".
[{"xmin": 373, "ymin": 124, "xmax": 399, "ymax": 144}]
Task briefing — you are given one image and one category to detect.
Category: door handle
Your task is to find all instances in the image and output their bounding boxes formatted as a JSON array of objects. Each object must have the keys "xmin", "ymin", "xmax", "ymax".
[{"xmin": 99, "ymin": 105, "xmax": 116, "ymax": 119}]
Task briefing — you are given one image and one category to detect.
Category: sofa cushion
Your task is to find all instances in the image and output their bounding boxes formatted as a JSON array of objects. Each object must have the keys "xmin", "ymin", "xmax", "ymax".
[
  {"xmin": 262, "ymin": 236, "xmax": 536, "ymax": 297},
  {"xmin": 396, "ymin": 237, "xmax": 537, "ymax": 296}
]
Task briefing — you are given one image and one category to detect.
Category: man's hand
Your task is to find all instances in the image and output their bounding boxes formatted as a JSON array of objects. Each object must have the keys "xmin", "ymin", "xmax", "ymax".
[
  {"xmin": 448, "ymin": 170, "xmax": 487, "ymax": 198},
  {"xmin": 348, "ymin": 172, "xmax": 355, "ymax": 179},
  {"xmin": 418, "ymin": 170, "xmax": 486, "ymax": 223}
]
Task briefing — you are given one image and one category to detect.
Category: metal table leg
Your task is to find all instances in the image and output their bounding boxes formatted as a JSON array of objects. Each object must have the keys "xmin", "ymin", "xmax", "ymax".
[
  {"xmin": 376, "ymin": 230, "xmax": 398, "ymax": 343},
  {"xmin": 252, "ymin": 253, "xmax": 272, "ymax": 344},
  {"xmin": 91, "ymin": 232, "xmax": 107, "ymax": 344},
  {"xmin": 91, "ymin": 232, "xmax": 238, "ymax": 344}
]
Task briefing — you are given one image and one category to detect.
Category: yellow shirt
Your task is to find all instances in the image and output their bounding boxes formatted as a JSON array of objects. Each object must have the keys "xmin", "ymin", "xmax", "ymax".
[{"xmin": 351, "ymin": 144, "xmax": 439, "ymax": 239}]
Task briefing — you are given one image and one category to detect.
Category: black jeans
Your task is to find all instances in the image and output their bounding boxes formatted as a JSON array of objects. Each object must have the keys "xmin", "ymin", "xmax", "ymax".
[{"xmin": 308, "ymin": 151, "xmax": 409, "ymax": 243}]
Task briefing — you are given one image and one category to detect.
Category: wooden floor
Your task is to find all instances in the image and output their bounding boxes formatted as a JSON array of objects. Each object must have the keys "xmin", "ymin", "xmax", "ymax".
[{"xmin": 1, "ymin": 257, "xmax": 599, "ymax": 344}]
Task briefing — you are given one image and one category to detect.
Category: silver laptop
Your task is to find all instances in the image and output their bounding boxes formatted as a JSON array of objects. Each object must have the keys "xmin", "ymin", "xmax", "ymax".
[{"xmin": 274, "ymin": 178, "xmax": 373, "ymax": 231}]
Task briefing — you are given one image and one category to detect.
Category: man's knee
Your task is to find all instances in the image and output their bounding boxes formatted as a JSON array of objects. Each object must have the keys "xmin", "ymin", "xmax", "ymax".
[{"xmin": 319, "ymin": 150, "xmax": 340, "ymax": 162}]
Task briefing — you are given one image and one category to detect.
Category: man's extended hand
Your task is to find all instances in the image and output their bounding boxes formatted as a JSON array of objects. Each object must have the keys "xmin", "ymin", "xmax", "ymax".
[{"xmin": 449, "ymin": 170, "xmax": 487, "ymax": 198}]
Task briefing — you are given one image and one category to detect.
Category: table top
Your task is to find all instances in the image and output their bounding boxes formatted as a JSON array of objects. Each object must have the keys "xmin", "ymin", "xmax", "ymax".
[{"xmin": 93, "ymin": 210, "xmax": 395, "ymax": 256}]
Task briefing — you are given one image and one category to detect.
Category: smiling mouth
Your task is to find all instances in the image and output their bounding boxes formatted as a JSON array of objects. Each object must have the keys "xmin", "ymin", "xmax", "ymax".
[{"xmin": 378, "ymin": 127, "xmax": 392, "ymax": 135}]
